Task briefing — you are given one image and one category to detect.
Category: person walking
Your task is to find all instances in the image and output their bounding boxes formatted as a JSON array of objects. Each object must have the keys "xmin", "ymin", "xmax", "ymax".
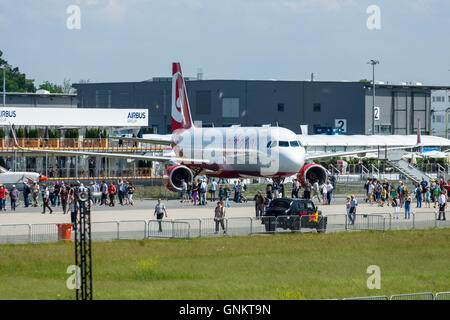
[
  {"xmin": 108, "ymin": 182, "xmax": 116, "ymax": 207},
  {"xmin": 404, "ymin": 192, "xmax": 412, "ymax": 219},
  {"xmin": 59, "ymin": 183, "xmax": 68, "ymax": 214},
  {"xmin": 0, "ymin": 184, "xmax": 8, "ymax": 212},
  {"xmin": 9, "ymin": 185, "xmax": 19, "ymax": 211},
  {"xmin": 127, "ymin": 182, "xmax": 135, "ymax": 206},
  {"xmin": 32, "ymin": 182, "xmax": 40, "ymax": 207},
  {"xmin": 393, "ymin": 194, "xmax": 400, "ymax": 219},
  {"xmin": 23, "ymin": 182, "xmax": 31, "ymax": 208},
  {"xmin": 321, "ymin": 183, "xmax": 328, "ymax": 205},
  {"xmin": 224, "ymin": 184, "xmax": 231, "ymax": 208},
  {"xmin": 312, "ymin": 180, "xmax": 321, "ymax": 203},
  {"xmin": 180, "ymin": 179, "xmax": 188, "ymax": 203},
  {"xmin": 200, "ymin": 179, "xmax": 208, "ymax": 205},
  {"xmin": 438, "ymin": 190, "xmax": 447, "ymax": 221},
  {"xmin": 192, "ymin": 181, "xmax": 199, "ymax": 205},
  {"xmin": 326, "ymin": 180, "xmax": 334, "ymax": 205},
  {"xmin": 209, "ymin": 179, "xmax": 217, "ymax": 202},
  {"xmin": 100, "ymin": 181, "xmax": 108, "ymax": 206},
  {"xmin": 345, "ymin": 196, "xmax": 352, "ymax": 226},
  {"xmin": 303, "ymin": 179, "xmax": 311, "ymax": 200},
  {"xmin": 214, "ymin": 201, "xmax": 226, "ymax": 234},
  {"xmin": 154, "ymin": 198, "xmax": 168, "ymax": 232},
  {"xmin": 415, "ymin": 183, "xmax": 423, "ymax": 208},
  {"xmin": 253, "ymin": 191, "xmax": 266, "ymax": 219},
  {"xmin": 41, "ymin": 184, "xmax": 53, "ymax": 214},
  {"xmin": 117, "ymin": 180, "xmax": 125, "ymax": 206},
  {"xmin": 349, "ymin": 195, "xmax": 357, "ymax": 225}
]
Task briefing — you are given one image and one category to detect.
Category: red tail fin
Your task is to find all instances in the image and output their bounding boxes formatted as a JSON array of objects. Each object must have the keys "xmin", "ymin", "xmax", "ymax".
[{"xmin": 171, "ymin": 62, "xmax": 193, "ymax": 131}]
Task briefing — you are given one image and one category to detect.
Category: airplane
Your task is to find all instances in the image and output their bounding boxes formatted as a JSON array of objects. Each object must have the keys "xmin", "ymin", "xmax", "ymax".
[
  {"xmin": 9, "ymin": 62, "xmax": 420, "ymax": 192},
  {"xmin": 0, "ymin": 166, "xmax": 47, "ymax": 185}
]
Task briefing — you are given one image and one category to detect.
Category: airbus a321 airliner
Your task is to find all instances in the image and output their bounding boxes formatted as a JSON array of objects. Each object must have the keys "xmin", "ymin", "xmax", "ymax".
[{"xmin": 11, "ymin": 63, "xmax": 419, "ymax": 192}]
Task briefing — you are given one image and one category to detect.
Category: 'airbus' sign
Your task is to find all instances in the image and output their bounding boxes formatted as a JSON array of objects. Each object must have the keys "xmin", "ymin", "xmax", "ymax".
[{"xmin": 0, "ymin": 108, "xmax": 148, "ymax": 127}]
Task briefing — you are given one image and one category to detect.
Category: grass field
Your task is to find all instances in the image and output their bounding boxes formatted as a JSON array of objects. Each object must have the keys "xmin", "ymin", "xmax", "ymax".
[{"xmin": 0, "ymin": 228, "xmax": 449, "ymax": 300}]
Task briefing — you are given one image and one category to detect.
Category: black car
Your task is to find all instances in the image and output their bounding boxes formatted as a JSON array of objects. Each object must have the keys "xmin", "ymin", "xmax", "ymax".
[{"xmin": 261, "ymin": 198, "xmax": 327, "ymax": 233}]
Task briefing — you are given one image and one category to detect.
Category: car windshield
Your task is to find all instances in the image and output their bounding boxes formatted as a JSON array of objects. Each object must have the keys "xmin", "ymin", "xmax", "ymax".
[{"xmin": 270, "ymin": 200, "xmax": 291, "ymax": 209}]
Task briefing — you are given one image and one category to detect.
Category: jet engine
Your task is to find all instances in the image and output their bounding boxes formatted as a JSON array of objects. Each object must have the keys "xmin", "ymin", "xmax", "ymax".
[
  {"xmin": 163, "ymin": 165, "xmax": 194, "ymax": 192},
  {"xmin": 297, "ymin": 163, "xmax": 328, "ymax": 187}
]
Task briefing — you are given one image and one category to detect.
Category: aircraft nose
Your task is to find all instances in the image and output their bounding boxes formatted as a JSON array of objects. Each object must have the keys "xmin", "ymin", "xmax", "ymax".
[
  {"xmin": 39, "ymin": 175, "xmax": 48, "ymax": 182},
  {"xmin": 279, "ymin": 149, "xmax": 304, "ymax": 173}
]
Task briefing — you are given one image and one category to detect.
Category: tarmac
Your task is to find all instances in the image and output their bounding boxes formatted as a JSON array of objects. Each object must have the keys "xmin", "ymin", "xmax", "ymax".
[{"xmin": 0, "ymin": 195, "xmax": 446, "ymax": 226}]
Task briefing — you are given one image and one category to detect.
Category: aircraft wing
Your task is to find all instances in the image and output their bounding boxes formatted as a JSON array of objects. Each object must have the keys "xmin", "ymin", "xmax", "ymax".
[
  {"xmin": 110, "ymin": 134, "xmax": 173, "ymax": 146},
  {"xmin": 306, "ymin": 145, "xmax": 417, "ymax": 160},
  {"xmin": 14, "ymin": 144, "xmax": 207, "ymax": 165}
]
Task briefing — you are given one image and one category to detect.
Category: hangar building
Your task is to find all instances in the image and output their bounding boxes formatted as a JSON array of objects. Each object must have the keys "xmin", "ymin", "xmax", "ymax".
[{"xmin": 73, "ymin": 78, "xmax": 450, "ymax": 136}]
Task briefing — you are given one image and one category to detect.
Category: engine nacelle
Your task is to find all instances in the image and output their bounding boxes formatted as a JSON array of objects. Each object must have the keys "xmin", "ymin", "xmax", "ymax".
[
  {"xmin": 297, "ymin": 163, "xmax": 328, "ymax": 187},
  {"xmin": 163, "ymin": 165, "xmax": 193, "ymax": 192}
]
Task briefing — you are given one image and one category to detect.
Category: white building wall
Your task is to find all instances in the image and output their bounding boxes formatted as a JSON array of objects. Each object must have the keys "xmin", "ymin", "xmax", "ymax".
[{"xmin": 431, "ymin": 90, "xmax": 450, "ymax": 137}]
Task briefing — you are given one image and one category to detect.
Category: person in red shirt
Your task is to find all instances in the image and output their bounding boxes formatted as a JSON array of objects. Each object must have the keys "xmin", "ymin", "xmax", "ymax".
[
  {"xmin": 108, "ymin": 182, "xmax": 116, "ymax": 207},
  {"xmin": 0, "ymin": 184, "xmax": 8, "ymax": 212}
]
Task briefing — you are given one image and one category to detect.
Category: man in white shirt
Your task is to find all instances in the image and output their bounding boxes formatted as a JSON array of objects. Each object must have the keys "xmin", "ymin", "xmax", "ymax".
[
  {"xmin": 321, "ymin": 183, "xmax": 328, "ymax": 205},
  {"xmin": 368, "ymin": 181, "xmax": 375, "ymax": 206},
  {"xmin": 326, "ymin": 181, "xmax": 334, "ymax": 205},
  {"xmin": 438, "ymin": 191, "xmax": 447, "ymax": 221}
]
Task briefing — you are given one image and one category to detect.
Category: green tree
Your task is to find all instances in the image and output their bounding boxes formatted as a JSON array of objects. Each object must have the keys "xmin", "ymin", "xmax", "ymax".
[
  {"xmin": 38, "ymin": 81, "xmax": 63, "ymax": 93},
  {"xmin": 0, "ymin": 50, "xmax": 36, "ymax": 93}
]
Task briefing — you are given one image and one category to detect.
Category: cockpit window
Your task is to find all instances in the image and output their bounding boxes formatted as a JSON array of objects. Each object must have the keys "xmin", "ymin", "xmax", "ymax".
[
  {"xmin": 290, "ymin": 141, "xmax": 300, "ymax": 147},
  {"xmin": 267, "ymin": 141, "xmax": 272, "ymax": 148},
  {"xmin": 279, "ymin": 141, "xmax": 289, "ymax": 147}
]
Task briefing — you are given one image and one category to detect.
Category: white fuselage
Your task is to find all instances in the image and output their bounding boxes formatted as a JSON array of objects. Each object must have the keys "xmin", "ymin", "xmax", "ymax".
[
  {"xmin": 0, "ymin": 171, "xmax": 41, "ymax": 185},
  {"xmin": 169, "ymin": 126, "xmax": 305, "ymax": 178}
]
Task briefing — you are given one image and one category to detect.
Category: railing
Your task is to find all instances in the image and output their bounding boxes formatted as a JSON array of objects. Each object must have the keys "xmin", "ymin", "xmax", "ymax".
[
  {"xmin": 340, "ymin": 291, "xmax": 448, "ymax": 300},
  {"xmin": 0, "ymin": 211, "xmax": 448, "ymax": 244}
]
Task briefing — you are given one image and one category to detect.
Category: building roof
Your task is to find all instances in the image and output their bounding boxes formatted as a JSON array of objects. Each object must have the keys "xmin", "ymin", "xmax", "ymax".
[{"xmin": 297, "ymin": 135, "xmax": 450, "ymax": 147}]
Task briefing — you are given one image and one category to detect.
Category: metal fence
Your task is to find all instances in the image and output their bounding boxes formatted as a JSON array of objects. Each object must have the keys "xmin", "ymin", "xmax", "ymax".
[
  {"xmin": 0, "ymin": 210, "xmax": 448, "ymax": 244},
  {"xmin": 340, "ymin": 291, "xmax": 449, "ymax": 300},
  {"xmin": 390, "ymin": 292, "xmax": 435, "ymax": 300}
]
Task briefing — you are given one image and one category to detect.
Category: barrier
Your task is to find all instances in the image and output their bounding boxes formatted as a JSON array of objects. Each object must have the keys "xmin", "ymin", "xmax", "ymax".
[
  {"xmin": 343, "ymin": 295, "xmax": 389, "ymax": 300},
  {"xmin": 91, "ymin": 221, "xmax": 120, "ymax": 241},
  {"xmin": 148, "ymin": 220, "xmax": 173, "ymax": 238},
  {"xmin": 0, "ymin": 224, "xmax": 31, "ymax": 244},
  {"xmin": 323, "ymin": 214, "xmax": 347, "ymax": 233},
  {"xmin": 147, "ymin": 220, "xmax": 190, "ymax": 239},
  {"xmin": 118, "ymin": 220, "xmax": 147, "ymax": 240},
  {"xmin": 31, "ymin": 223, "xmax": 58, "ymax": 243},
  {"xmin": 226, "ymin": 217, "xmax": 252, "ymax": 236},
  {"xmin": 434, "ymin": 292, "xmax": 450, "ymax": 300},
  {"xmin": 0, "ymin": 210, "xmax": 448, "ymax": 244},
  {"xmin": 174, "ymin": 219, "xmax": 202, "ymax": 238},
  {"xmin": 390, "ymin": 292, "xmax": 434, "ymax": 300}
]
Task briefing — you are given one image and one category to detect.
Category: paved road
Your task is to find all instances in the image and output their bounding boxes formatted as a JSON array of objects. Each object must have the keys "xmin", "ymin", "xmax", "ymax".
[{"xmin": 0, "ymin": 196, "xmax": 446, "ymax": 226}]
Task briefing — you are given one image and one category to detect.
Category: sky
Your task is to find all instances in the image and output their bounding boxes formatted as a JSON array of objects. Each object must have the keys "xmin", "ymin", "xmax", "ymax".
[{"xmin": 1, "ymin": 0, "xmax": 449, "ymax": 87}]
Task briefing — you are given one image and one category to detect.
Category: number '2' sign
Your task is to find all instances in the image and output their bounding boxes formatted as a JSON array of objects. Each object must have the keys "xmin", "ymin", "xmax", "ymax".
[
  {"xmin": 335, "ymin": 119, "xmax": 347, "ymax": 133},
  {"xmin": 374, "ymin": 107, "xmax": 380, "ymax": 120}
]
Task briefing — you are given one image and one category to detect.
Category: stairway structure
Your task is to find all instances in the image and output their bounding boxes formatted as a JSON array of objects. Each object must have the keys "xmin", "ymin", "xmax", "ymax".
[{"xmin": 387, "ymin": 159, "xmax": 432, "ymax": 184}]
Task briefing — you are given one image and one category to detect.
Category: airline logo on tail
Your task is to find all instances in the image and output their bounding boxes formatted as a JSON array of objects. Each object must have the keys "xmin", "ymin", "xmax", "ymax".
[{"xmin": 171, "ymin": 62, "xmax": 193, "ymax": 131}]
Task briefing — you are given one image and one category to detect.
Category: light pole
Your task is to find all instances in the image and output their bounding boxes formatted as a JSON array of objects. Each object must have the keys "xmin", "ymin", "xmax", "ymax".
[
  {"xmin": 1, "ymin": 64, "xmax": 11, "ymax": 108},
  {"xmin": 367, "ymin": 60, "xmax": 379, "ymax": 135}
]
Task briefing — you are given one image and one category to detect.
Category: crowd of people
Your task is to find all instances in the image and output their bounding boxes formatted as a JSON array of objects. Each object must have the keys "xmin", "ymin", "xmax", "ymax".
[
  {"xmin": 179, "ymin": 178, "xmax": 248, "ymax": 208},
  {"xmin": 0, "ymin": 179, "xmax": 137, "ymax": 215},
  {"xmin": 363, "ymin": 177, "xmax": 448, "ymax": 221}
]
